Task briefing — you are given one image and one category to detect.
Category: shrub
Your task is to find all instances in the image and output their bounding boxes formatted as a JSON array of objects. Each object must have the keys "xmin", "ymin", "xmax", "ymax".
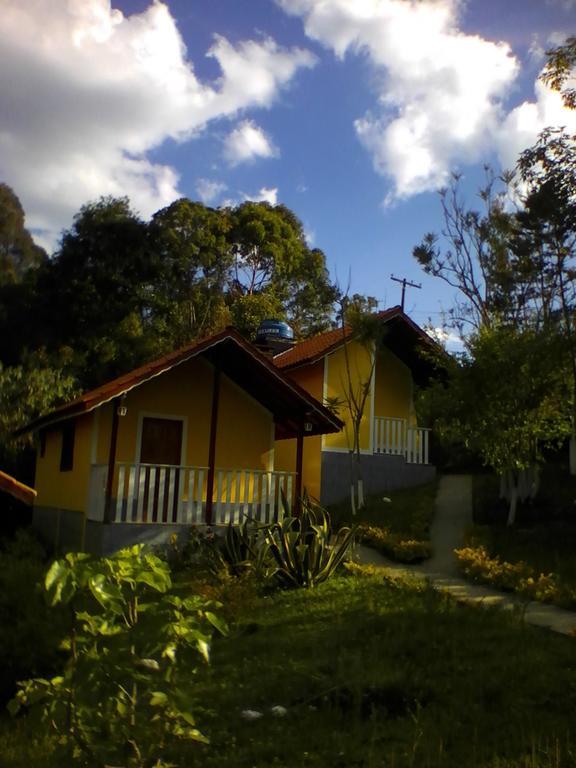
[
  {"xmin": 358, "ymin": 524, "xmax": 432, "ymax": 563},
  {"xmin": 10, "ymin": 545, "xmax": 227, "ymax": 768},
  {"xmin": 0, "ymin": 529, "xmax": 66, "ymax": 706},
  {"xmin": 455, "ymin": 545, "xmax": 571, "ymax": 605}
]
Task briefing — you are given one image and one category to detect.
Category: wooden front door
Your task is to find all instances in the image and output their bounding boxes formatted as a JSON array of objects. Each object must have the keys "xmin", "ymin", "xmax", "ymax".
[{"xmin": 139, "ymin": 417, "xmax": 183, "ymax": 522}]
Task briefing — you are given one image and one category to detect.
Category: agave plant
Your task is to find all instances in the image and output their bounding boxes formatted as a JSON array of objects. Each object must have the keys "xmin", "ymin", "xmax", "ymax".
[
  {"xmin": 265, "ymin": 494, "xmax": 356, "ymax": 588},
  {"xmin": 223, "ymin": 518, "xmax": 271, "ymax": 578}
]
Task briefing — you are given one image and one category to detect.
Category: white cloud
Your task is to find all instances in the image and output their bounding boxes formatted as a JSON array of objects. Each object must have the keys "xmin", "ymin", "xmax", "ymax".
[
  {"xmin": 223, "ymin": 120, "xmax": 279, "ymax": 166},
  {"xmin": 277, "ymin": 0, "xmax": 519, "ymax": 199},
  {"xmin": 497, "ymin": 77, "xmax": 576, "ymax": 173},
  {"xmin": 243, "ymin": 187, "xmax": 278, "ymax": 205},
  {"xmin": 0, "ymin": 0, "xmax": 315, "ymax": 249},
  {"xmin": 195, "ymin": 178, "xmax": 227, "ymax": 204},
  {"xmin": 429, "ymin": 326, "xmax": 464, "ymax": 351}
]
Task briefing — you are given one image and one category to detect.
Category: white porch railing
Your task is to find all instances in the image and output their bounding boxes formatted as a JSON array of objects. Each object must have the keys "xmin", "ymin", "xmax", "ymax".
[
  {"xmin": 373, "ymin": 417, "xmax": 431, "ymax": 465},
  {"xmin": 88, "ymin": 464, "xmax": 295, "ymax": 525}
]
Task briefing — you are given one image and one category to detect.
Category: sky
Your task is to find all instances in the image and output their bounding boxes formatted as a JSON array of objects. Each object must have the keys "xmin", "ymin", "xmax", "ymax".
[{"xmin": 1, "ymin": 0, "xmax": 576, "ymax": 343}]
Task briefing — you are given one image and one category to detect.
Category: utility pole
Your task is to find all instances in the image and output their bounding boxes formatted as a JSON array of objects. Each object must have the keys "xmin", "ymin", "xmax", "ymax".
[{"xmin": 390, "ymin": 274, "xmax": 421, "ymax": 311}]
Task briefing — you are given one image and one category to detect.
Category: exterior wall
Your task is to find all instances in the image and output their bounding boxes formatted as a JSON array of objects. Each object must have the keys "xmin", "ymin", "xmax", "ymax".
[
  {"xmin": 274, "ymin": 359, "xmax": 324, "ymax": 500},
  {"xmin": 35, "ymin": 413, "xmax": 93, "ymax": 512},
  {"xmin": 34, "ymin": 356, "xmax": 275, "ymax": 536},
  {"xmin": 32, "ymin": 506, "xmax": 86, "ymax": 553},
  {"xmin": 323, "ymin": 340, "xmax": 374, "ymax": 452},
  {"xmin": 95, "ymin": 356, "xmax": 274, "ymax": 475},
  {"xmin": 320, "ymin": 452, "xmax": 436, "ymax": 506},
  {"xmin": 374, "ymin": 347, "xmax": 415, "ymax": 424}
]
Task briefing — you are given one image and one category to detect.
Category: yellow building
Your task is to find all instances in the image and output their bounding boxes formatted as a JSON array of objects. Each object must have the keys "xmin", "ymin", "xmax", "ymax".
[
  {"xmin": 272, "ymin": 307, "xmax": 438, "ymax": 504},
  {"xmin": 19, "ymin": 329, "xmax": 342, "ymax": 554}
]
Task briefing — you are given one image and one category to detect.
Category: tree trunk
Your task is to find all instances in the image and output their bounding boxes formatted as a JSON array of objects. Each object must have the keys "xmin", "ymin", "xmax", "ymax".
[
  {"xmin": 507, "ymin": 483, "xmax": 518, "ymax": 526},
  {"xmin": 357, "ymin": 478, "xmax": 365, "ymax": 510}
]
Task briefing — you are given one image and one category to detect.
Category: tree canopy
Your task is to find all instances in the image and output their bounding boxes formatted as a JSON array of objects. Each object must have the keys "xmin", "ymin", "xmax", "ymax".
[{"xmin": 0, "ymin": 192, "xmax": 339, "ymax": 393}]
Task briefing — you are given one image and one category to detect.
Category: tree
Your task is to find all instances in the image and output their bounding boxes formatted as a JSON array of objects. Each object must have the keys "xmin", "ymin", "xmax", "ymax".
[
  {"xmin": 0, "ymin": 185, "xmax": 47, "ymax": 367},
  {"xmin": 148, "ymin": 199, "xmax": 232, "ymax": 347},
  {"xmin": 541, "ymin": 35, "xmax": 576, "ymax": 110},
  {"xmin": 431, "ymin": 326, "xmax": 570, "ymax": 525},
  {"xmin": 331, "ymin": 294, "xmax": 382, "ymax": 512},
  {"xmin": 227, "ymin": 202, "xmax": 337, "ymax": 338},
  {"xmin": 0, "ymin": 183, "xmax": 46, "ymax": 286},
  {"xmin": 37, "ymin": 197, "xmax": 161, "ymax": 387},
  {"xmin": 0, "ymin": 355, "xmax": 78, "ymax": 473},
  {"xmin": 412, "ymin": 171, "xmax": 525, "ymax": 333},
  {"xmin": 514, "ymin": 128, "xmax": 576, "ymax": 471}
]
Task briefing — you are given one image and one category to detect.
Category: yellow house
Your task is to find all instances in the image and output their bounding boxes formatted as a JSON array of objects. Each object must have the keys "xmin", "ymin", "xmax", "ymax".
[
  {"xmin": 272, "ymin": 307, "xmax": 439, "ymax": 504},
  {"xmin": 19, "ymin": 329, "xmax": 342, "ymax": 554}
]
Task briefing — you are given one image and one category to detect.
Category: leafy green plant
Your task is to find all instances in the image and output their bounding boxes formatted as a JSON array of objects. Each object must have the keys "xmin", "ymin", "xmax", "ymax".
[
  {"xmin": 167, "ymin": 527, "xmax": 227, "ymax": 578},
  {"xmin": 10, "ymin": 545, "xmax": 227, "ymax": 768},
  {"xmin": 265, "ymin": 495, "xmax": 356, "ymax": 588}
]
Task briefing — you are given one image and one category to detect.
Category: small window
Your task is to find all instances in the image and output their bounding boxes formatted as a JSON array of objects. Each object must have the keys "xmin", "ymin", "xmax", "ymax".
[{"xmin": 60, "ymin": 422, "xmax": 75, "ymax": 472}]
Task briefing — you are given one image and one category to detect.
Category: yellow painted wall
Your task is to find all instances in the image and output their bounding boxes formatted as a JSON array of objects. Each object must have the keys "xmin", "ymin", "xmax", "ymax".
[
  {"xmin": 36, "ymin": 356, "xmax": 276, "ymax": 513},
  {"xmin": 35, "ymin": 413, "xmax": 93, "ymax": 512},
  {"xmin": 374, "ymin": 347, "xmax": 415, "ymax": 423},
  {"xmin": 101, "ymin": 357, "xmax": 273, "ymax": 471},
  {"xmin": 324, "ymin": 340, "xmax": 374, "ymax": 452},
  {"xmin": 274, "ymin": 360, "xmax": 324, "ymax": 500}
]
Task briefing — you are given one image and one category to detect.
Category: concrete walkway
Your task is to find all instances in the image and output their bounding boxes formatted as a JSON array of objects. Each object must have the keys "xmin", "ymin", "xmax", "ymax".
[{"xmin": 354, "ymin": 475, "xmax": 576, "ymax": 637}]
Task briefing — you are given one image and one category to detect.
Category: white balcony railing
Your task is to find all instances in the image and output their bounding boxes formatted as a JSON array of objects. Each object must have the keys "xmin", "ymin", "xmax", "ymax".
[
  {"xmin": 87, "ymin": 463, "xmax": 295, "ymax": 526},
  {"xmin": 373, "ymin": 417, "xmax": 430, "ymax": 465}
]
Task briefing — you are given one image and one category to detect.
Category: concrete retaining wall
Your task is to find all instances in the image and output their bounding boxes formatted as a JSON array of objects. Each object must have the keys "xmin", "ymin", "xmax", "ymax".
[{"xmin": 319, "ymin": 452, "xmax": 436, "ymax": 506}]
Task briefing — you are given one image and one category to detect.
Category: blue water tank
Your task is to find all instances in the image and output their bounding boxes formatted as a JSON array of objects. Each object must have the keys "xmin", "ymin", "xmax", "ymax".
[{"xmin": 256, "ymin": 319, "xmax": 294, "ymax": 342}]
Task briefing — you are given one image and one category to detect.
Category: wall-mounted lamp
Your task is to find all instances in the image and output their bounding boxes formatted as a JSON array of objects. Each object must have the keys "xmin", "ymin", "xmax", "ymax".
[
  {"xmin": 117, "ymin": 405, "xmax": 128, "ymax": 417},
  {"xmin": 304, "ymin": 421, "xmax": 313, "ymax": 433}
]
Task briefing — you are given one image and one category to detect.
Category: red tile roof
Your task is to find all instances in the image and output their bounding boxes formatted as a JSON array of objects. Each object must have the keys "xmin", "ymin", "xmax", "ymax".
[
  {"xmin": 0, "ymin": 470, "xmax": 36, "ymax": 506},
  {"xmin": 274, "ymin": 306, "xmax": 436, "ymax": 370},
  {"xmin": 17, "ymin": 327, "xmax": 343, "ymax": 439}
]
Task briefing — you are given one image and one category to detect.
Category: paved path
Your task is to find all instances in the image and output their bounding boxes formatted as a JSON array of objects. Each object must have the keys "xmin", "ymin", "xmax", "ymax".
[{"xmin": 354, "ymin": 475, "xmax": 576, "ymax": 637}]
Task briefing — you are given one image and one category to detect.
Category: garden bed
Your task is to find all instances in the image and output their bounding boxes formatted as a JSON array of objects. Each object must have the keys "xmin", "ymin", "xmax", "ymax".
[{"xmin": 329, "ymin": 480, "xmax": 437, "ymax": 563}]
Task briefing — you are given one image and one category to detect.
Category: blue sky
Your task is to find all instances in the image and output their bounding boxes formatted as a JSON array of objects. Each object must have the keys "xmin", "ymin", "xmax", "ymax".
[{"xmin": 1, "ymin": 0, "xmax": 575, "ymax": 339}]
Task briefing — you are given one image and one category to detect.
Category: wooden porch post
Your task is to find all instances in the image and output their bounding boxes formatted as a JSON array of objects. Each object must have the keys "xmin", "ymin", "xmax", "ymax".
[
  {"xmin": 205, "ymin": 366, "xmax": 221, "ymax": 526},
  {"xmin": 104, "ymin": 399, "xmax": 120, "ymax": 524},
  {"xmin": 294, "ymin": 428, "xmax": 304, "ymax": 516}
]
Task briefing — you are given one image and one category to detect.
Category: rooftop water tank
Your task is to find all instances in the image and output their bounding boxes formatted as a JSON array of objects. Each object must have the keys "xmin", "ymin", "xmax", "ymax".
[{"xmin": 255, "ymin": 319, "xmax": 295, "ymax": 353}]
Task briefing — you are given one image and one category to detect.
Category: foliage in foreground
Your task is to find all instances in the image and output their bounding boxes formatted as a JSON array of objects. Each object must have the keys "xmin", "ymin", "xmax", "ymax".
[
  {"xmin": 157, "ymin": 572, "xmax": 576, "ymax": 767},
  {"xmin": 6, "ymin": 570, "xmax": 576, "ymax": 767},
  {"xmin": 10, "ymin": 545, "xmax": 226, "ymax": 768},
  {"xmin": 0, "ymin": 530, "xmax": 66, "ymax": 706}
]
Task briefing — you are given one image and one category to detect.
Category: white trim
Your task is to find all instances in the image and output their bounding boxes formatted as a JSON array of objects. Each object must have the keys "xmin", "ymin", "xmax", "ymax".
[
  {"xmin": 321, "ymin": 446, "xmax": 373, "ymax": 455},
  {"xmin": 135, "ymin": 412, "xmax": 188, "ymax": 467},
  {"xmin": 369, "ymin": 342, "xmax": 376, "ymax": 454}
]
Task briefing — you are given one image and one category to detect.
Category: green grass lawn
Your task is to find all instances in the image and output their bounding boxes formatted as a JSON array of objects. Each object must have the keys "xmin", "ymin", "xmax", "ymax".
[
  {"xmin": 6, "ymin": 567, "xmax": 576, "ymax": 768},
  {"xmin": 329, "ymin": 481, "xmax": 437, "ymax": 562}
]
